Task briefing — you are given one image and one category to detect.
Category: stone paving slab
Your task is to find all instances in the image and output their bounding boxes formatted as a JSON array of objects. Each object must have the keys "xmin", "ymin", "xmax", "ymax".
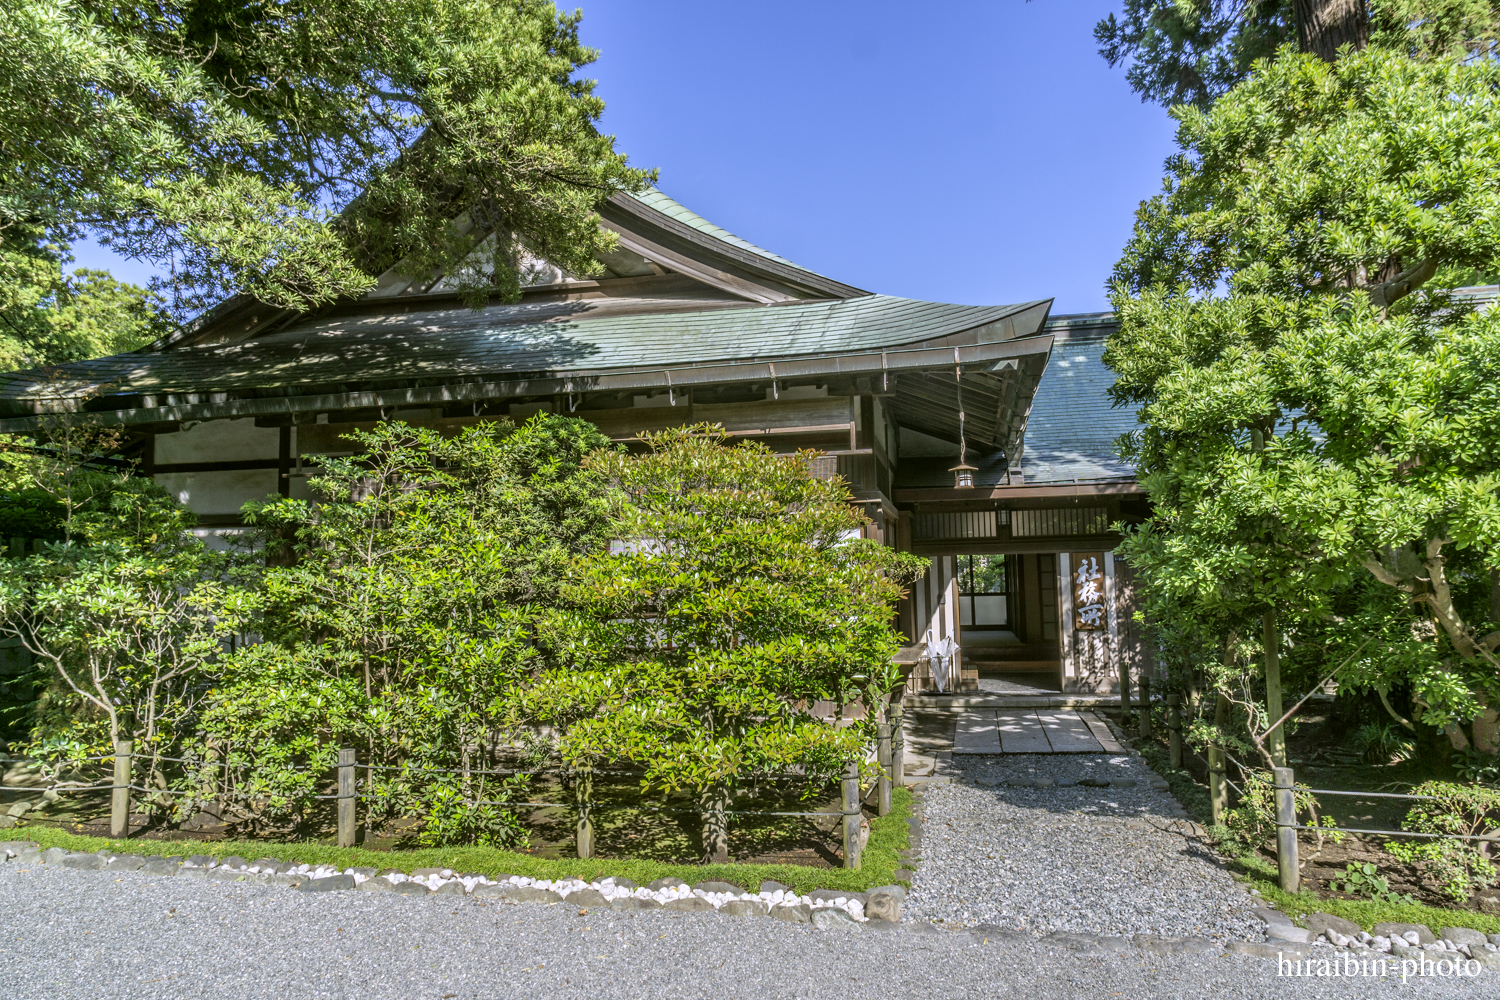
[
  {"xmin": 953, "ymin": 709, "xmax": 1002, "ymax": 753},
  {"xmin": 995, "ymin": 711, "xmax": 1052, "ymax": 753},
  {"xmin": 1080, "ymin": 711, "xmax": 1126, "ymax": 753},
  {"xmin": 955, "ymin": 709, "xmax": 1110, "ymax": 754},
  {"xmin": 1035, "ymin": 710, "xmax": 1100, "ymax": 752}
]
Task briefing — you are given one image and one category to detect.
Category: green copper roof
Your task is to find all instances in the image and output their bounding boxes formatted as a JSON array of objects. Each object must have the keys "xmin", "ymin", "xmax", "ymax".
[
  {"xmin": 0, "ymin": 294, "xmax": 1050, "ymax": 416},
  {"xmin": 626, "ymin": 188, "xmax": 816, "ymax": 274}
]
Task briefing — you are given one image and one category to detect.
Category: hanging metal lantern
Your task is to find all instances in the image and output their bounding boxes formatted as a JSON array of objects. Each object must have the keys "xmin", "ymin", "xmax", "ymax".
[{"xmin": 950, "ymin": 355, "xmax": 976, "ymax": 488}]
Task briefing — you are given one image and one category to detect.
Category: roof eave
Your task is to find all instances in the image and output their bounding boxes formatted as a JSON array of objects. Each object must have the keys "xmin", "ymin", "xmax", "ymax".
[{"xmin": 0, "ymin": 334, "xmax": 1053, "ymax": 434}]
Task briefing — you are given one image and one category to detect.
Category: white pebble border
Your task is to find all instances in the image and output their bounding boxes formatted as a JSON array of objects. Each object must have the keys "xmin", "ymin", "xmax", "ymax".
[
  {"xmin": 237, "ymin": 862, "xmax": 867, "ymax": 919},
  {"xmin": 0, "ymin": 844, "xmax": 872, "ymax": 922}
]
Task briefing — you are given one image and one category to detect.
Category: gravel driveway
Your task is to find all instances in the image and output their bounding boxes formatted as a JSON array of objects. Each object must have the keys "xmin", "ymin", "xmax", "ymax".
[
  {"xmin": 905, "ymin": 751, "xmax": 1264, "ymax": 941},
  {"xmin": 1, "ymin": 864, "xmax": 1492, "ymax": 999}
]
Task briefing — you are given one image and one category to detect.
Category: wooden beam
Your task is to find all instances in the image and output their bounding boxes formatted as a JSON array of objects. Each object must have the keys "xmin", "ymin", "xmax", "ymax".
[
  {"xmin": 894, "ymin": 481, "xmax": 1143, "ymax": 503},
  {"xmin": 912, "ymin": 535, "xmax": 1123, "ymax": 557},
  {"xmin": 152, "ymin": 459, "xmax": 291, "ymax": 474},
  {"xmin": 580, "ymin": 396, "xmax": 856, "ymax": 440}
]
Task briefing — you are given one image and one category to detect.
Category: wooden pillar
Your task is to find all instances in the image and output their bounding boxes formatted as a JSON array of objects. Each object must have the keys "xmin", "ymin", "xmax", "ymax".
[
  {"xmin": 337, "ymin": 747, "xmax": 356, "ymax": 848},
  {"xmin": 575, "ymin": 766, "xmax": 595, "ymax": 860},
  {"xmin": 1274, "ymin": 766, "xmax": 1299, "ymax": 893},
  {"xmin": 841, "ymin": 762, "xmax": 861, "ymax": 869},
  {"xmin": 890, "ymin": 702, "xmax": 906, "ymax": 788},
  {"xmin": 1105, "ymin": 550, "xmax": 1121, "ymax": 701},
  {"xmin": 1138, "ymin": 675, "xmax": 1153, "ymax": 738},
  {"xmin": 277, "ymin": 426, "xmax": 292, "ymax": 498},
  {"xmin": 1167, "ymin": 694, "xmax": 1183, "ymax": 769},
  {"xmin": 1057, "ymin": 552, "xmax": 1074, "ymax": 689},
  {"xmin": 110, "ymin": 740, "xmax": 133, "ymax": 839},
  {"xmin": 877, "ymin": 721, "xmax": 893, "ymax": 817}
]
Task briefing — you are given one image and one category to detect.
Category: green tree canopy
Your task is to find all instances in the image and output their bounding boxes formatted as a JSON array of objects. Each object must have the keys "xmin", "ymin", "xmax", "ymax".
[
  {"xmin": 1, "ymin": 0, "xmax": 651, "ymax": 319},
  {"xmin": 221, "ymin": 415, "xmax": 613, "ymax": 843},
  {"xmin": 1096, "ymin": 1, "xmax": 1500, "ymax": 108},
  {"xmin": 0, "ymin": 259, "xmax": 168, "ymax": 370},
  {"xmin": 519, "ymin": 427, "xmax": 925, "ymax": 862},
  {"xmin": 1106, "ymin": 47, "xmax": 1500, "ymax": 751}
]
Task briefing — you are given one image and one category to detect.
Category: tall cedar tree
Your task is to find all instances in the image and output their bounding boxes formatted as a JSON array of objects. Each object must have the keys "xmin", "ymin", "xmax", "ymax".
[{"xmin": 1, "ymin": 1, "xmax": 651, "ymax": 319}]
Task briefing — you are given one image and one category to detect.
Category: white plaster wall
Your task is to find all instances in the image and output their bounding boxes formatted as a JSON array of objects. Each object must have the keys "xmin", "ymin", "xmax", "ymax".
[
  {"xmin": 155, "ymin": 418, "xmax": 279, "ymax": 463},
  {"xmin": 189, "ymin": 527, "xmax": 255, "ymax": 552},
  {"xmin": 155, "ymin": 470, "xmax": 278, "ymax": 515}
]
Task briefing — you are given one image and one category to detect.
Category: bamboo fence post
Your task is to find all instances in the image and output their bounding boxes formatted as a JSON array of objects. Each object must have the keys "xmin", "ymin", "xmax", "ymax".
[
  {"xmin": 337, "ymin": 748, "xmax": 356, "ymax": 848},
  {"xmin": 842, "ymin": 762, "xmax": 861, "ymax": 869},
  {"xmin": 110, "ymin": 740, "xmax": 132, "ymax": 838},
  {"xmin": 1138, "ymin": 675, "xmax": 1153, "ymax": 738},
  {"xmin": 1273, "ymin": 766, "xmax": 1299, "ymax": 893},
  {"xmin": 1167, "ymin": 694, "xmax": 1182, "ymax": 769},
  {"xmin": 890, "ymin": 702, "xmax": 906, "ymax": 788},
  {"xmin": 1208, "ymin": 746, "xmax": 1227, "ymax": 826},
  {"xmin": 576, "ymin": 765, "xmax": 595, "ymax": 860},
  {"xmin": 876, "ymin": 721, "xmax": 893, "ymax": 817}
]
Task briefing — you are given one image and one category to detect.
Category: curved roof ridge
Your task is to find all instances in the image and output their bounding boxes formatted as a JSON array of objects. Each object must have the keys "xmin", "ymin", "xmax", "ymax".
[{"xmin": 624, "ymin": 187, "xmax": 824, "ymax": 277}]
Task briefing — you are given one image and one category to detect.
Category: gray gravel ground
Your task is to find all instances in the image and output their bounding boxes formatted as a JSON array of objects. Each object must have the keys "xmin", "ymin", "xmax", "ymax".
[
  {"xmin": 906, "ymin": 751, "xmax": 1263, "ymax": 941},
  {"xmin": 1, "ymin": 863, "xmax": 1493, "ymax": 999}
]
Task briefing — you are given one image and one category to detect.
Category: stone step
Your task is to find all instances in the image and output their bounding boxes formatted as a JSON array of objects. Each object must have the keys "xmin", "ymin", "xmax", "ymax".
[{"xmin": 907, "ymin": 693, "xmax": 1118, "ymax": 710}]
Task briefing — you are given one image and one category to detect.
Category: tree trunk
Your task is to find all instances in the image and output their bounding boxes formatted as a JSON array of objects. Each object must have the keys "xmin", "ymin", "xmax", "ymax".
[
  {"xmin": 1263, "ymin": 608, "xmax": 1287, "ymax": 768},
  {"xmin": 1293, "ymin": 0, "xmax": 1369, "ymax": 61},
  {"xmin": 699, "ymin": 783, "xmax": 730, "ymax": 864}
]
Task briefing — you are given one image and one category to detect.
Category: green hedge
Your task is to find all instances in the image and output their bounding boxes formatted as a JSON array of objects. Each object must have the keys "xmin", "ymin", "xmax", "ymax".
[{"xmin": 11, "ymin": 787, "xmax": 915, "ymax": 895}]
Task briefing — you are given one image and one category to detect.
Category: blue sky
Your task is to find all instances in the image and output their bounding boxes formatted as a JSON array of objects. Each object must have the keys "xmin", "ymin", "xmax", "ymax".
[{"xmin": 74, "ymin": 0, "xmax": 1179, "ymax": 315}]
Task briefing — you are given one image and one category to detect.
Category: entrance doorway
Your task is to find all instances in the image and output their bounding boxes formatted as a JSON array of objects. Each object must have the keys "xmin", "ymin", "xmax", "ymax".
[{"xmin": 958, "ymin": 552, "xmax": 1062, "ymax": 694}]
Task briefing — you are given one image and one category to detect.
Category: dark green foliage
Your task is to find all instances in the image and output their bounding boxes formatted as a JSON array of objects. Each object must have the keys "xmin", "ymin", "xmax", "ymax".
[
  {"xmin": 2, "ymin": 1, "xmax": 651, "ymax": 318},
  {"xmin": 519, "ymin": 426, "xmax": 925, "ymax": 859},
  {"xmin": 1106, "ymin": 47, "xmax": 1500, "ymax": 749},
  {"xmin": 1389, "ymin": 781, "xmax": 1500, "ymax": 900},
  {"xmin": 1454, "ymin": 749, "xmax": 1500, "ymax": 785},
  {"xmin": 0, "ymin": 258, "xmax": 168, "ymax": 371},
  {"xmin": 1095, "ymin": 2, "xmax": 1500, "ymax": 109},
  {"xmin": 1351, "ymin": 723, "xmax": 1416, "ymax": 765},
  {"xmin": 0, "ymin": 473, "xmax": 249, "ymax": 758},
  {"xmin": 0, "ymin": 489, "xmax": 66, "ymax": 542},
  {"xmin": 1096, "ymin": 0, "xmax": 1293, "ymax": 109},
  {"xmin": 1334, "ymin": 861, "xmax": 1416, "ymax": 904},
  {"xmin": 202, "ymin": 415, "xmax": 614, "ymax": 844}
]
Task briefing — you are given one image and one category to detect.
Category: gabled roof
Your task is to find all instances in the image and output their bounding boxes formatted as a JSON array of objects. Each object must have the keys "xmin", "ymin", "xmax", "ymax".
[
  {"xmin": 0, "ymin": 183, "xmax": 1061, "ymax": 462},
  {"xmin": 157, "ymin": 186, "xmax": 866, "ymax": 354}
]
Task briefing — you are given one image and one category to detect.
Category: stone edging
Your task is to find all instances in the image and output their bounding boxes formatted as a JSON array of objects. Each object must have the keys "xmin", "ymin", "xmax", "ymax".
[{"xmin": 1253, "ymin": 904, "xmax": 1500, "ymax": 966}]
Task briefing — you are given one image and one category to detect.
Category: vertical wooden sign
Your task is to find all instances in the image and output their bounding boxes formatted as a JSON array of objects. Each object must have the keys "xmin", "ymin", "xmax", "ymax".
[{"xmin": 1072, "ymin": 552, "xmax": 1105, "ymax": 631}]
